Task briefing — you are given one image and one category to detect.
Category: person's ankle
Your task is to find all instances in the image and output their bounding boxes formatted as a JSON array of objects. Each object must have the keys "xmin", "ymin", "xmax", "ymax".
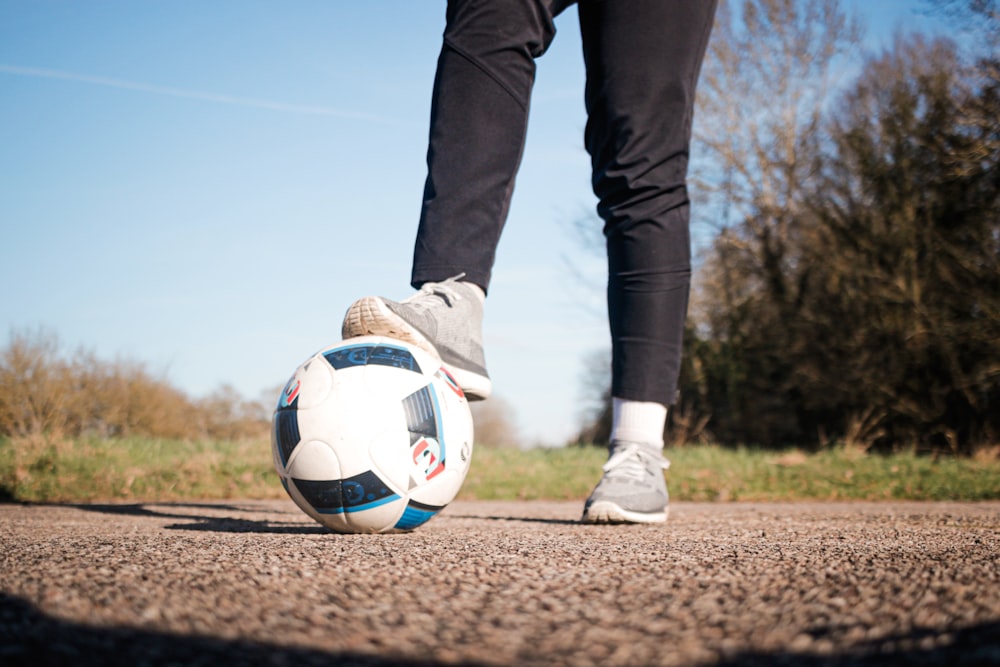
[{"xmin": 610, "ymin": 398, "xmax": 667, "ymax": 450}]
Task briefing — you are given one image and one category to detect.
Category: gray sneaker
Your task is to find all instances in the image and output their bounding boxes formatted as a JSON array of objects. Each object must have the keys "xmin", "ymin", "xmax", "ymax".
[
  {"xmin": 341, "ymin": 277, "xmax": 492, "ymax": 400},
  {"xmin": 581, "ymin": 441, "xmax": 670, "ymax": 524}
]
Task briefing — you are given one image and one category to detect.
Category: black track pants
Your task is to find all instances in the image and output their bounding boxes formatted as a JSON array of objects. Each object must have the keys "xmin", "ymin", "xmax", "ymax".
[{"xmin": 410, "ymin": 0, "xmax": 717, "ymax": 406}]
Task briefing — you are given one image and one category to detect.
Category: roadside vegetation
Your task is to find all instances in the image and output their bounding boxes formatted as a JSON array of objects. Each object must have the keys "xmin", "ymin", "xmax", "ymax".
[{"xmin": 2, "ymin": 435, "xmax": 997, "ymax": 504}]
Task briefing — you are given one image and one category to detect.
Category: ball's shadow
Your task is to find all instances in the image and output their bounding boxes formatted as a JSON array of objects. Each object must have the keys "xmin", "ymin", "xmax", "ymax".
[
  {"xmin": 72, "ymin": 502, "xmax": 330, "ymax": 534},
  {"xmin": 443, "ymin": 512, "xmax": 581, "ymax": 526}
]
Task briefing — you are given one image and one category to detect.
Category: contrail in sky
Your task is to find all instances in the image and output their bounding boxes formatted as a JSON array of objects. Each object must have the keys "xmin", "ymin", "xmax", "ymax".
[{"xmin": 0, "ymin": 64, "xmax": 408, "ymax": 125}]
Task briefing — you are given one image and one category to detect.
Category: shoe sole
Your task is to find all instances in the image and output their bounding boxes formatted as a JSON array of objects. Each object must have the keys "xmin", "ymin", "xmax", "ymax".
[
  {"xmin": 581, "ymin": 500, "xmax": 668, "ymax": 524},
  {"xmin": 343, "ymin": 296, "xmax": 492, "ymax": 401}
]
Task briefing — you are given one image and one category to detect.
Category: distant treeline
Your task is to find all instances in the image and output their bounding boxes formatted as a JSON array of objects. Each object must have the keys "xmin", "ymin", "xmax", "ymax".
[
  {"xmin": 577, "ymin": 2, "xmax": 999, "ymax": 454},
  {"xmin": 0, "ymin": 329, "xmax": 271, "ymax": 441}
]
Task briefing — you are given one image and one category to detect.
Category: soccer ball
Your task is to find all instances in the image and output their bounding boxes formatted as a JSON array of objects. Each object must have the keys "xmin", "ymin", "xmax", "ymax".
[{"xmin": 271, "ymin": 336, "xmax": 474, "ymax": 533}]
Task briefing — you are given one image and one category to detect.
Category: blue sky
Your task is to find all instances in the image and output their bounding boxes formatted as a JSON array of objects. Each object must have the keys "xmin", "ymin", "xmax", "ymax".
[{"xmin": 1, "ymin": 1, "xmax": 952, "ymax": 445}]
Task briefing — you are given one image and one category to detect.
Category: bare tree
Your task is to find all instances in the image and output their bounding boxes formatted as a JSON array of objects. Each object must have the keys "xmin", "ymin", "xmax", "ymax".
[
  {"xmin": 696, "ymin": 0, "xmax": 860, "ymax": 209},
  {"xmin": 693, "ymin": 0, "xmax": 861, "ymax": 297},
  {"xmin": 680, "ymin": 0, "xmax": 863, "ymax": 445}
]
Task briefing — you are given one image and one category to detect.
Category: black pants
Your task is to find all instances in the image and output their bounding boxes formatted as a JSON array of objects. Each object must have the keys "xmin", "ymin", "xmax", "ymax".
[{"xmin": 410, "ymin": 0, "xmax": 717, "ymax": 406}]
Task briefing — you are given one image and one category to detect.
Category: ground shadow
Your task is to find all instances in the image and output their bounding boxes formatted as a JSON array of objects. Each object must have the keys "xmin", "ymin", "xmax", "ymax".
[
  {"xmin": 2, "ymin": 591, "xmax": 998, "ymax": 666},
  {"xmin": 447, "ymin": 512, "xmax": 581, "ymax": 526},
  {"xmin": 69, "ymin": 501, "xmax": 329, "ymax": 535},
  {"xmin": 77, "ymin": 502, "xmax": 586, "ymax": 531},
  {"xmin": 0, "ymin": 591, "xmax": 485, "ymax": 667},
  {"xmin": 714, "ymin": 622, "xmax": 1000, "ymax": 666}
]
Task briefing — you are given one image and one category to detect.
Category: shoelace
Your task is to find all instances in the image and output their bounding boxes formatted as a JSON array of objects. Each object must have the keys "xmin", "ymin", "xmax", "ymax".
[
  {"xmin": 602, "ymin": 442, "xmax": 671, "ymax": 482},
  {"xmin": 402, "ymin": 274, "xmax": 467, "ymax": 310}
]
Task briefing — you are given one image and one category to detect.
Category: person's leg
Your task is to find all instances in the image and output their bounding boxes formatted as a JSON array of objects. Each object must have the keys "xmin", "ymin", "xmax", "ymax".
[
  {"xmin": 411, "ymin": 0, "xmax": 575, "ymax": 293},
  {"xmin": 343, "ymin": 0, "xmax": 574, "ymax": 400},
  {"xmin": 583, "ymin": 0, "xmax": 716, "ymax": 407},
  {"xmin": 579, "ymin": 0, "xmax": 716, "ymax": 523}
]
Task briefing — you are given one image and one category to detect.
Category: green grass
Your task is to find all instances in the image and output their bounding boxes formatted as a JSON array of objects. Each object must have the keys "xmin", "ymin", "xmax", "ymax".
[
  {"xmin": 1, "ymin": 436, "xmax": 998, "ymax": 504},
  {"xmin": 0, "ymin": 436, "xmax": 285, "ymax": 503},
  {"xmin": 653, "ymin": 445, "xmax": 1000, "ymax": 502},
  {"xmin": 464, "ymin": 445, "xmax": 1000, "ymax": 502}
]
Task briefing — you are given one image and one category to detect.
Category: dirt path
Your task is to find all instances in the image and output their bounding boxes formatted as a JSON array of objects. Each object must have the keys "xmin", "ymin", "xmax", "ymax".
[{"xmin": 2, "ymin": 500, "xmax": 998, "ymax": 666}]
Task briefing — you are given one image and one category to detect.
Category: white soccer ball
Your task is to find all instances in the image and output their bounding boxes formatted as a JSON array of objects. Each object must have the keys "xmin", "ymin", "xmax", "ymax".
[{"xmin": 271, "ymin": 336, "xmax": 475, "ymax": 533}]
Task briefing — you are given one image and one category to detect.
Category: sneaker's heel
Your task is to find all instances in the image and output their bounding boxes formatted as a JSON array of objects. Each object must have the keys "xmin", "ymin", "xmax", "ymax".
[
  {"xmin": 581, "ymin": 500, "xmax": 668, "ymax": 524},
  {"xmin": 342, "ymin": 297, "xmax": 434, "ymax": 353},
  {"xmin": 444, "ymin": 364, "xmax": 492, "ymax": 402}
]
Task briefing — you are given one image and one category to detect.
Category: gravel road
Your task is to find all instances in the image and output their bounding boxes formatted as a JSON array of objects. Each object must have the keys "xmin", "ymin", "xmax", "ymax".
[{"xmin": 2, "ymin": 500, "xmax": 998, "ymax": 666}]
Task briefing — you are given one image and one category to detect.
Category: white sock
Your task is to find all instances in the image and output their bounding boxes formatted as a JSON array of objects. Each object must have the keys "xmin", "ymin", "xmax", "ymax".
[{"xmin": 611, "ymin": 397, "xmax": 667, "ymax": 448}]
